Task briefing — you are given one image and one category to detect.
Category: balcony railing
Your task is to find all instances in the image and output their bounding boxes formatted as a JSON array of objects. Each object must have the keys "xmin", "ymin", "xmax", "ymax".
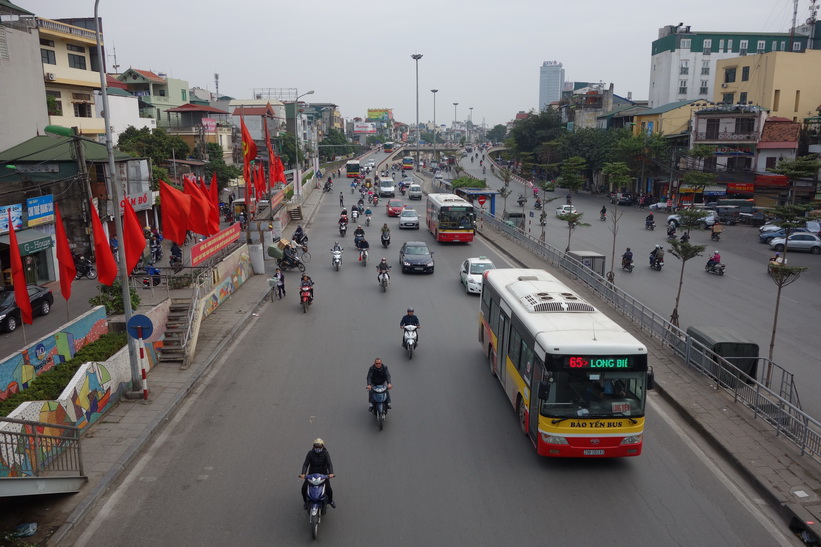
[
  {"xmin": 695, "ymin": 131, "xmax": 757, "ymax": 141},
  {"xmin": 37, "ymin": 18, "xmax": 98, "ymax": 41}
]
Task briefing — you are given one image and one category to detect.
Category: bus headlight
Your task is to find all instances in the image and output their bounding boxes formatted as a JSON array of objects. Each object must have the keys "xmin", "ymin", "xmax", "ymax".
[
  {"xmin": 541, "ymin": 433, "xmax": 569, "ymax": 445},
  {"xmin": 620, "ymin": 434, "xmax": 642, "ymax": 445}
]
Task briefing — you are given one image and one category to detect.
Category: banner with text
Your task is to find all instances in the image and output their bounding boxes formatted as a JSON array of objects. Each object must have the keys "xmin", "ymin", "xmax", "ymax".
[{"xmin": 190, "ymin": 222, "xmax": 241, "ymax": 266}]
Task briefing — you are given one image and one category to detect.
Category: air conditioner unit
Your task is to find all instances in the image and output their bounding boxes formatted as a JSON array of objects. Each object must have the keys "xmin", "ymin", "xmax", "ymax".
[
  {"xmin": 45, "ymin": 73, "xmax": 56, "ymax": 81},
  {"xmin": 721, "ymin": 83, "xmax": 728, "ymax": 88}
]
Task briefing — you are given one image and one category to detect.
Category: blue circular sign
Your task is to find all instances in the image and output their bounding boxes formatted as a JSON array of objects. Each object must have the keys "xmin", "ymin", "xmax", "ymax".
[{"xmin": 127, "ymin": 314, "xmax": 154, "ymax": 340}]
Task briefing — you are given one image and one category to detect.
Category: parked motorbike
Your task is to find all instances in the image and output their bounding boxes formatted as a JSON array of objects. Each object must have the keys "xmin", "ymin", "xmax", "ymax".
[
  {"xmin": 645, "ymin": 221, "xmax": 656, "ymax": 231},
  {"xmin": 74, "ymin": 256, "xmax": 98, "ymax": 280},
  {"xmin": 170, "ymin": 254, "xmax": 182, "ymax": 273},
  {"xmin": 403, "ymin": 324, "xmax": 418, "ymax": 359},
  {"xmin": 300, "ymin": 283, "xmax": 313, "ymax": 313},
  {"xmin": 303, "ymin": 474, "xmax": 329, "ymax": 539},
  {"xmin": 705, "ymin": 262, "xmax": 726, "ymax": 276},
  {"xmin": 359, "ymin": 248, "xmax": 368, "ymax": 266},
  {"xmin": 381, "ymin": 232, "xmax": 390, "ymax": 247},
  {"xmin": 339, "ymin": 222, "xmax": 348, "ymax": 237},
  {"xmin": 711, "ymin": 232, "xmax": 721, "ymax": 241},
  {"xmin": 331, "ymin": 248, "xmax": 343, "ymax": 271},
  {"xmin": 370, "ymin": 384, "xmax": 389, "ymax": 430},
  {"xmin": 151, "ymin": 242, "xmax": 163, "ymax": 262},
  {"xmin": 141, "ymin": 264, "xmax": 162, "ymax": 288},
  {"xmin": 277, "ymin": 255, "xmax": 306, "ymax": 272}
]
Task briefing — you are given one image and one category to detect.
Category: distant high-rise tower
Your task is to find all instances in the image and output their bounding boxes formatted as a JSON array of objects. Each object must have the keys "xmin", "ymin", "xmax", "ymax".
[{"xmin": 539, "ymin": 61, "xmax": 565, "ymax": 111}]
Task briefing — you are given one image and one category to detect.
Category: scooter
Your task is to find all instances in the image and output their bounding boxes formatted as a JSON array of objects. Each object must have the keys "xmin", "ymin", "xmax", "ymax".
[
  {"xmin": 331, "ymin": 248, "xmax": 342, "ymax": 271},
  {"xmin": 366, "ymin": 214, "xmax": 372, "ymax": 226},
  {"xmin": 351, "ymin": 209, "xmax": 360, "ymax": 222},
  {"xmin": 370, "ymin": 384, "xmax": 389, "ymax": 431},
  {"xmin": 300, "ymin": 283, "xmax": 313, "ymax": 313},
  {"xmin": 711, "ymin": 232, "xmax": 721, "ymax": 241},
  {"xmin": 359, "ymin": 248, "xmax": 368, "ymax": 267},
  {"xmin": 621, "ymin": 258, "xmax": 634, "ymax": 272},
  {"xmin": 170, "ymin": 254, "xmax": 183, "ymax": 273},
  {"xmin": 74, "ymin": 256, "xmax": 98, "ymax": 280},
  {"xmin": 650, "ymin": 256, "xmax": 664, "ymax": 271},
  {"xmin": 534, "ymin": 200, "xmax": 542, "ymax": 210},
  {"xmin": 645, "ymin": 221, "xmax": 656, "ymax": 231},
  {"xmin": 705, "ymin": 262, "xmax": 726, "ymax": 276},
  {"xmin": 303, "ymin": 473, "xmax": 329, "ymax": 539},
  {"xmin": 600, "ymin": 213, "xmax": 607, "ymax": 221},
  {"xmin": 403, "ymin": 324, "xmax": 418, "ymax": 359},
  {"xmin": 339, "ymin": 222, "xmax": 347, "ymax": 237},
  {"xmin": 372, "ymin": 196, "xmax": 379, "ymax": 206},
  {"xmin": 277, "ymin": 255, "xmax": 306, "ymax": 272},
  {"xmin": 381, "ymin": 232, "xmax": 390, "ymax": 247},
  {"xmin": 377, "ymin": 269, "xmax": 391, "ymax": 292}
]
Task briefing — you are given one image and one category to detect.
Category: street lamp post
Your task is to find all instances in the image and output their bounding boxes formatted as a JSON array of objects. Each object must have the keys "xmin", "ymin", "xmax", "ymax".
[
  {"xmin": 431, "ymin": 89, "xmax": 438, "ymax": 165},
  {"xmin": 293, "ymin": 89, "xmax": 314, "ymax": 203},
  {"xmin": 453, "ymin": 103, "xmax": 458, "ymax": 143},
  {"xmin": 469, "ymin": 107, "xmax": 473, "ymax": 144},
  {"xmin": 411, "ymin": 53, "xmax": 423, "ymax": 171}
]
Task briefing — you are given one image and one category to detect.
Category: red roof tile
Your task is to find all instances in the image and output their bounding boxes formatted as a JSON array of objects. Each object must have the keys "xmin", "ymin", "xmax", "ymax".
[
  {"xmin": 133, "ymin": 69, "xmax": 165, "ymax": 82},
  {"xmin": 760, "ymin": 119, "xmax": 800, "ymax": 143},
  {"xmin": 106, "ymin": 74, "xmax": 127, "ymax": 89}
]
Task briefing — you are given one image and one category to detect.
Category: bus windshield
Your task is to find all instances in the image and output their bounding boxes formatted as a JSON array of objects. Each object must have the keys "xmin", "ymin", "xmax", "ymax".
[
  {"xmin": 439, "ymin": 208, "xmax": 474, "ymax": 229},
  {"xmin": 539, "ymin": 370, "xmax": 647, "ymax": 419}
]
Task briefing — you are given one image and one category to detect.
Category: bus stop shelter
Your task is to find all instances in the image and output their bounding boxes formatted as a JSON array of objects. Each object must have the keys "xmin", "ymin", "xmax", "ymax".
[{"xmin": 455, "ymin": 188, "xmax": 499, "ymax": 216}]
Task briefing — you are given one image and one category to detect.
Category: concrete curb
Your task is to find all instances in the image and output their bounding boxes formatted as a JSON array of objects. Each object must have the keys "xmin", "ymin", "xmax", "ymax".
[{"xmin": 49, "ymin": 282, "xmax": 271, "ymax": 546}]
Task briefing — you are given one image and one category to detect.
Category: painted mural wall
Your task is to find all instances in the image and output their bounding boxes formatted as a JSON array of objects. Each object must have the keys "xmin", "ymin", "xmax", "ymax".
[
  {"xmin": 201, "ymin": 247, "xmax": 252, "ymax": 318},
  {"xmin": 0, "ymin": 306, "xmax": 108, "ymax": 402}
]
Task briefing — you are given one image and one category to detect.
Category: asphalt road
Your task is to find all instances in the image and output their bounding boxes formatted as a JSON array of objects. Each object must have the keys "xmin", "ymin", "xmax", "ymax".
[
  {"xmin": 461, "ymin": 158, "xmax": 821, "ymax": 418},
  {"xmin": 72, "ymin": 178, "xmax": 794, "ymax": 546}
]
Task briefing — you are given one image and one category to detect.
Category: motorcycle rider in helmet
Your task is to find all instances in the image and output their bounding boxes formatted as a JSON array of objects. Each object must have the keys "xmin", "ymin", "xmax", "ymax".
[
  {"xmin": 300, "ymin": 438, "xmax": 335, "ymax": 509},
  {"xmin": 376, "ymin": 257, "xmax": 391, "ymax": 283},
  {"xmin": 645, "ymin": 212, "xmax": 655, "ymax": 228},
  {"xmin": 621, "ymin": 247, "xmax": 633, "ymax": 268},
  {"xmin": 650, "ymin": 244, "xmax": 664, "ymax": 266},
  {"xmin": 707, "ymin": 250, "xmax": 721, "ymax": 268},
  {"xmin": 367, "ymin": 358, "xmax": 392, "ymax": 411},
  {"xmin": 400, "ymin": 307, "xmax": 420, "ymax": 347}
]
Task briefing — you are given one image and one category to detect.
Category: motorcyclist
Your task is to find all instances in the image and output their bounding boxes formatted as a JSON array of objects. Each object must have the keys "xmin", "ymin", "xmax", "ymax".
[
  {"xmin": 680, "ymin": 231, "xmax": 690, "ymax": 244},
  {"xmin": 707, "ymin": 250, "xmax": 721, "ymax": 268},
  {"xmin": 294, "ymin": 224, "xmax": 305, "ymax": 243},
  {"xmin": 338, "ymin": 212, "xmax": 349, "ymax": 230},
  {"xmin": 650, "ymin": 244, "xmax": 664, "ymax": 266},
  {"xmin": 400, "ymin": 307, "xmax": 420, "ymax": 347},
  {"xmin": 300, "ymin": 273, "xmax": 314, "ymax": 302},
  {"xmin": 376, "ymin": 257, "xmax": 391, "ymax": 283},
  {"xmin": 332, "ymin": 241, "xmax": 343, "ymax": 252},
  {"xmin": 769, "ymin": 251, "xmax": 783, "ymax": 265},
  {"xmin": 666, "ymin": 223, "xmax": 676, "ymax": 238},
  {"xmin": 170, "ymin": 242, "xmax": 182, "ymax": 261},
  {"xmin": 300, "ymin": 438, "xmax": 335, "ymax": 509},
  {"xmin": 353, "ymin": 225, "xmax": 365, "ymax": 247},
  {"xmin": 367, "ymin": 358, "xmax": 392, "ymax": 410},
  {"xmin": 621, "ymin": 247, "xmax": 633, "ymax": 268},
  {"xmin": 358, "ymin": 236, "xmax": 370, "ymax": 261},
  {"xmin": 600, "ymin": 205, "xmax": 607, "ymax": 218},
  {"xmin": 283, "ymin": 244, "xmax": 300, "ymax": 268},
  {"xmin": 534, "ymin": 197, "xmax": 542, "ymax": 209},
  {"xmin": 645, "ymin": 212, "xmax": 655, "ymax": 227}
]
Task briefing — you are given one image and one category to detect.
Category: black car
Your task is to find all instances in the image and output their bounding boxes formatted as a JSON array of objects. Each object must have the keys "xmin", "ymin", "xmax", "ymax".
[
  {"xmin": 0, "ymin": 285, "xmax": 54, "ymax": 333},
  {"xmin": 399, "ymin": 241, "xmax": 435, "ymax": 274}
]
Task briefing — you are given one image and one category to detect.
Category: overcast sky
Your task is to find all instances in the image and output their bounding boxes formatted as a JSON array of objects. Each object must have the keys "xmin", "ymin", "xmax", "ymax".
[{"xmin": 21, "ymin": 0, "xmax": 811, "ymax": 128}]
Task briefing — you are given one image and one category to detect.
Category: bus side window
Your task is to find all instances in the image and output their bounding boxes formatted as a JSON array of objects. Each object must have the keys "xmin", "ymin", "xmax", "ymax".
[
  {"xmin": 508, "ymin": 328, "xmax": 522, "ymax": 369},
  {"xmin": 519, "ymin": 343, "xmax": 534, "ymax": 384}
]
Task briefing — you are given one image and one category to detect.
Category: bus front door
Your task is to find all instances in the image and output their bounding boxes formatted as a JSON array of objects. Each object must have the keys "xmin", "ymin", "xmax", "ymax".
[
  {"xmin": 528, "ymin": 364, "xmax": 543, "ymax": 444},
  {"xmin": 497, "ymin": 308, "xmax": 510, "ymax": 386}
]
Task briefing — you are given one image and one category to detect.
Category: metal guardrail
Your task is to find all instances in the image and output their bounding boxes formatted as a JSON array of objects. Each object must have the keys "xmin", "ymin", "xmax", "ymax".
[
  {"xmin": 0, "ymin": 417, "xmax": 84, "ymax": 478},
  {"xmin": 479, "ymin": 210, "xmax": 821, "ymax": 461}
]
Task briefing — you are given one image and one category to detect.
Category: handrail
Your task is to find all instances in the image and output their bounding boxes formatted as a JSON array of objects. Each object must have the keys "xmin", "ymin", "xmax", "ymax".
[
  {"xmin": 0, "ymin": 417, "xmax": 84, "ymax": 478},
  {"xmin": 478, "ymin": 210, "xmax": 821, "ymax": 461}
]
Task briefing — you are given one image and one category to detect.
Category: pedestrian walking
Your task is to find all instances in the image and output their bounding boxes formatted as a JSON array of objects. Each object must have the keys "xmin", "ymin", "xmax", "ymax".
[
  {"xmin": 339, "ymin": 192, "xmax": 344, "ymax": 207},
  {"xmin": 274, "ymin": 268, "xmax": 285, "ymax": 298}
]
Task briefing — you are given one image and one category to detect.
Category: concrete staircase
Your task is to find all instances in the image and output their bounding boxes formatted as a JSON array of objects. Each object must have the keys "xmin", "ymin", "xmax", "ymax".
[
  {"xmin": 288, "ymin": 206, "xmax": 303, "ymax": 222},
  {"xmin": 159, "ymin": 298, "xmax": 190, "ymax": 363}
]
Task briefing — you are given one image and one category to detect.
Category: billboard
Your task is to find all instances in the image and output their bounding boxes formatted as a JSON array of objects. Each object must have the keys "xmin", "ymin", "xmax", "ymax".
[
  {"xmin": 354, "ymin": 122, "xmax": 377, "ymax": 134},
  {"xmin": 26, "ymin": 195, "xmax": 55, "ymax": 227},
  {"xmin": 367, "ymin": 108, "xmax": 393, "ymax": 121}
]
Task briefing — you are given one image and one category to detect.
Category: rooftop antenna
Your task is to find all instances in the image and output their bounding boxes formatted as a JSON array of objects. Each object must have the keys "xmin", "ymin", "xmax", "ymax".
[
  {"xmin": 108, "ymin": 46, "xmax": 119, "ymax": 72},
  {"xmin": 789, "ymin": 0, "xmax": 799, "ymax": 51},
  {"xmin": 214, "ymin": 73, "xmax": 219, "ymax": 98}
]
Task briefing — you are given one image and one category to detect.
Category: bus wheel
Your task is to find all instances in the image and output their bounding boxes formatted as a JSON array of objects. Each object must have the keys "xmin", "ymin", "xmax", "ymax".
[{"xmin": 518, "ymin": 398, "xmax": 528, "ymax": 435}]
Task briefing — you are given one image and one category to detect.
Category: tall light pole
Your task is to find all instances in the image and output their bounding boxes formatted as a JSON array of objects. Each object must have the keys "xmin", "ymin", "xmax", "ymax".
[
  {"xmin": 411, "ymin": 53, "xmax": 423, "ymax": 171},
  {"xmin": 469, "ymin": 107, "xmax": 473, "ymax": 144},
  {"xmin": 453, "ymin": 102, "xmax": 459, "ymax": 143},
  {"xmin": 431, "ymin": 89, "xmax": 438, "ymax": 166},
  {"xmin": 293, "ymin": 89, "xmax": 314, "ymax": 203}
]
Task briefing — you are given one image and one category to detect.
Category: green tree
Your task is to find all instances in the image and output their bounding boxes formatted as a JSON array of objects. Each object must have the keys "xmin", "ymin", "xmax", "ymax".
[
  {"xmin": 557, "ymin": 156, "xmax": 587, "ymax": 195},
  {"xmin": 602, "ymin": 162, "xmax": 632, "ymax": 194},
  {"xmin": 117, "ymin": 126, "xmax": 190, "ymax": 188},
  {"xmin": 557, "ymin": 211, "xmax": 590, "ymax": 253},
  {"xmin": 767, "ymin": 155, "xmax": 821, "ymax": 204},
  {"xmin": 485, "ymin": 124, "xmax": 507, "ymax": 143},
  {"xmin": 203, "ymin": 143, "xmax": 241, "ymax": 191},
  {"xmin": 687, "ymin": 145, "xmax": 715, "ymax": 170},
  {"xmin": 612, "ymin": 132, "xmax": 669, "ymax": 191},
  {"xmin": 451, "ymin": 177, "xmax": 486, "ymax": 189},
  {"xmin": 506, "ymin": 110, "xmax": 564, "ymax": 159},
  {"xmin": 667, "ymin": 240, "xmax": 706, "ymax": 327},
  {"xmin": 557, "ymin": 128, "xmax": 626, "ymax": 181},
  {"xmin": 318, "ymin": 128, "xmax": 354, "ymax": 161},
  {"xmin": 88, "ymin": 278, "xmax": 140, "ymax": 316},
  {"xmin": 497, "ymin": 167, "xmax": 514, "ymax": 216}
]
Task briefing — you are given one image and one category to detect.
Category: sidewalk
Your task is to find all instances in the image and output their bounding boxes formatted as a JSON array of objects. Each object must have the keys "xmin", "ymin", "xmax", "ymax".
[{"xmin": 417, "ymin": 169, "xmax": 821, "ymax": 542}]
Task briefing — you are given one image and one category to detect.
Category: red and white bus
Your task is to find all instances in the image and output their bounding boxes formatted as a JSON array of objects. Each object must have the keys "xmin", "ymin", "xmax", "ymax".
[{"xmin": 425, "ymin": 193, "xmax": 475, "ymax": 242}]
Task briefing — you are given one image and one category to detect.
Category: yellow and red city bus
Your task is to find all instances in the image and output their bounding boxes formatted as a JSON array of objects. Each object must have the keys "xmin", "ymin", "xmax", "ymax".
[
  {"xmin": 346, "ymin": 160, "xmax": 361, "ymax": 178},
  {"xmin": 384, "ymin": 142, "xmax": 395, "ymax": 153},
  {"xmin": 479, "ymin": 269, "xmax": 652, "ymax": 457},
  {"xmin": 402, "ymin": 156, "xmax": 414, "ymax": 170},
  {"xmin": 425, "ymin": 193, "xmax": 475, "ymax": 242}
]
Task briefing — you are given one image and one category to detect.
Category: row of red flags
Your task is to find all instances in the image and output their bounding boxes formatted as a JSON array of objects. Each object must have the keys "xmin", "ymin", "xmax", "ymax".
[{"xmin": 240, "ymin": 115, "xmax": 287, "ymax": 210}]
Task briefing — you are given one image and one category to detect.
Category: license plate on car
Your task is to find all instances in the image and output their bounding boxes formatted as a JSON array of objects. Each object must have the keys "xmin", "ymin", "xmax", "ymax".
[{"xmin": 584, "ymin": 450, "xmax": 605, "ymax": 456}]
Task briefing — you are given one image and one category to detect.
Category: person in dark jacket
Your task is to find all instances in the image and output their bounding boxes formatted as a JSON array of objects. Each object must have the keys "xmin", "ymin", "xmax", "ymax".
[
  {"xmin": 367, "ymin": 358, "xmax": 392, "ymax": 410},
  {"xmin": 400, "ymin": 307, "xmax": 420, "ymax": 347},
  {"xmin": 300, "ymin": 438, "xmax": 335, "ymax": 509}
]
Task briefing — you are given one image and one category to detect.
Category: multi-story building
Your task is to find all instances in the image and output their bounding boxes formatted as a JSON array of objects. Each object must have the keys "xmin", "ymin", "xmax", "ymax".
[
  {"xmin": 714, "ymin": 50, "xmax": 821, "ymax": 121},
  {"xmin": 631, "ymin": 99, "xmax": 700, "ymax": 136},
  {"xmin": 648, "ymin": 23, "xmax": 809, "ymax": 108},
  {"xmin": 559, "ymin": 83, "xmax": 635, "ymax": 130},
  {"xmin": 162, "ymin": 103, "xmax": 233, "ymax": 163},
  {"xmin": 116, "ymin": 68, "xmax": 189, "ymax": 125},
  {"xmin": 538, "ymin": 61, "xmax": 564, "ymax": 111},
  {"xmin": 95, "ymin": 76, "xmax": 156, "ymax": 145},
  {"xmin": 0, "ymin": 3, "xmax": 49, "ymax": 151}
]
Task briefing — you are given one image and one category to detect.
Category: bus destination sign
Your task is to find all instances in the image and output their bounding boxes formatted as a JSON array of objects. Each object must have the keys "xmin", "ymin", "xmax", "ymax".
[{"xmin": 566, "ymin": 356, "xmax": 633, "ymax": 369}]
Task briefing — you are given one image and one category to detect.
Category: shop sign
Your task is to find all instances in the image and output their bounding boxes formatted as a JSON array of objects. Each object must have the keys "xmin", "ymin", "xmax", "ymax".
[
  {"xmin": 26, "ymin": 195, "xmax": 55, "ymax": 227},
  {"xmin": 713, "ymin": 144, "xmax": 754, "ymax": 156},
  {"xmin": 119, "ymin": 191, "xmax": 153, "ymax": 213},
  {"xmin": 755, "ymin": 174, "xmax": 788, "ymax": 186},
  {"xmin": 0, "ymin": 204, "xmax": 23, "ymax": 234},
  {"xmin": 19, "ymin": 236, "xmax": 53, "ymax": 256},
  {"xmin": 727, "ymin": 183, "xmax": 755, "ymax": 193}
]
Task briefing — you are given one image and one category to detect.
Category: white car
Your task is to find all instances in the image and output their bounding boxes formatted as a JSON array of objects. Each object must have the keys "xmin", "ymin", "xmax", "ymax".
[
  {"xmin": 460, "ymin": 257, "xmax": 496, "ymax": 294},
  {"xmin": 648, "ymin": 202, "xmax": 667, "ymax": 210},
  {"xmin": 435, "ymin": 171, "xmax": 444, "ymax": 180},
  {"xmin": 556, "ymin": 204, "xmax": 577, "ymax": 217},
  {"xmin": 398, "ymin": 208, "xmax": 420, "ymax": 229},
  {"xmin": 367, "ymin": 159, "xmax": 375, "ymax": 167},
  {"xmin": 768, "ymin": 233, "xmax": 821, "ymax": 254},
  {"xmin": 667, "ymin": 211, "xmax": 716, "ymax": 228}
]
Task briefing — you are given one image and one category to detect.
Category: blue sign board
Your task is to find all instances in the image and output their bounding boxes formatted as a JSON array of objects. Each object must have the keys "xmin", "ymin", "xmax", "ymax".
[
  {"xmin": 26, "ymin": 195, "xmax": 55, "ymax": 227},
  {"xmin": 127, "ymin": 314, "xmax": 154, "ymax": 340}
]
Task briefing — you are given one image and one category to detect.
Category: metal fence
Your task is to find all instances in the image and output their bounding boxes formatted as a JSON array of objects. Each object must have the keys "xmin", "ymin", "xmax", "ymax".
[
  {"xmin": 0, "ymin": 417, "xmax": 84, "ymax": 478},
  {"xmin": 479, "ymin": 210, "xmax": 821, "ymax": 462}
]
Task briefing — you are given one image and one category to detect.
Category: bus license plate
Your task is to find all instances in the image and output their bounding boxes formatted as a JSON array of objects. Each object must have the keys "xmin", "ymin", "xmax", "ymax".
[{"xmin": 584, "ymin": 449, "xmax": 605, "ymax": 456}]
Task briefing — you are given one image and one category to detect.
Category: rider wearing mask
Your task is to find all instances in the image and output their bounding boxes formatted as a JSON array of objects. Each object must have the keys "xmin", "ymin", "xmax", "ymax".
[
  {"xmin": 300, "ymin": 274, "xmax": 314, "ymax": 302},
  {"xmin": 294, "ymin": 225, "xmax": 305, "ymax": 244},
  {"xmin": 358, "ymin": 236, "xmax": 370, "ymax": 259},
  {"xmin": 376, "ymin": 257, "xmax": 391, "ymax": 283},
  {"xmin": 300, "ymin": 439, "xmax": 335, "ymax": 509},
  {"xmin": 400, "ymin": 307, "xmax": 420, "ymax": 347},
  {"xmin": 367, "ymin": 358, "xmax": 392, "ymax": 411}
]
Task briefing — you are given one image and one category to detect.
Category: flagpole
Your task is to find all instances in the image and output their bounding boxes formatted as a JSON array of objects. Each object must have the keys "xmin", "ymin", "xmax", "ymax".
[{"xmin": 94, "ymin": 0, "xmax": 142, "ymax": 394}]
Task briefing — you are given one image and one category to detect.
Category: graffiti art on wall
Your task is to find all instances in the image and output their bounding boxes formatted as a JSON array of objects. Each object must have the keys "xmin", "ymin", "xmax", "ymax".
[
  {"xmin": 0, "ymin": 307, "xmax": 108, "ymax": 402},
  {"xmin": 203, "ymin": 251, "xmax": 252, "ymax": 317}
]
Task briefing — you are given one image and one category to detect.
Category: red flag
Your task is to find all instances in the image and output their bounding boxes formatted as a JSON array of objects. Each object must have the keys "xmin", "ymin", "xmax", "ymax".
[
  {"xmin": 88, "ymin": 200, "xmax": 117, "ymax": 286},
  {"xmin": 183, "ymin": 178, "xmax": 211, "ymax": 236},
  {"xmin": 264, "ymin": 117, "xmax": 275, "ymax": 194},
  {"xmin": 198, "ymin": 178, "xmax": 209, "ymax": 197},
  {"xmin": 122, "ymin": 200, "xmax": 146, "ymax": 275},
  {"xmin": 160, "ymin": 180, "xmax": 192, "ymax": 244},
  {"xmin": 241, "ymin": 114, "xmax": 257, "ymax": 187},
  {"xmin": 208, "ymin": 173, "xmax": 220, "ymax": 235},
  {"xmin": 275, "ymin": 155, "xmax": 287, "ymax": 184},
  {"xmin": 256, "ymin": 163, "xmax": 265, "ymax": 200},
  {"xmin": 53, "ymin": 204, "xmax": 76, "ymax": 300},
  {"xmin": 8, "ymin": 211, "xmax": 32, "ymax": 325}
]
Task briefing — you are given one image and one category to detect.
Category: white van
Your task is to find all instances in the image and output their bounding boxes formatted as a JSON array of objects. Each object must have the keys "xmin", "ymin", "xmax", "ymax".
[
  {"xmin": 379, "ymin": 177, "xmax": 396, "ymax": 197},
  {"xmin": 408, "ymin": 184, "xmax": 423, "ymax": 200}
]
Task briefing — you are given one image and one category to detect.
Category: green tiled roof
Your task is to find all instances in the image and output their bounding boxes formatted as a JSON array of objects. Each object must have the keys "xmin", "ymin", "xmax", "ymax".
[
  {"xmin": 0, "ymin": 135, "xmax": 135, "ymax": 163},
  {"xmin": 636, "ymin": 99, "xmax": 702, "ymax": 116}
]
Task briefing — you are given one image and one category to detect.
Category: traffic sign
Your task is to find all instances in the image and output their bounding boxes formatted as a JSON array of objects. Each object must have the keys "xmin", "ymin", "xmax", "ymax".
[
  {"xmin": 127, "ymin": 314, "xmax": 154, "ymax": 340},
  {"xmin": 477, "ymin": 195, "xmax": 487, "ymax": 206}
]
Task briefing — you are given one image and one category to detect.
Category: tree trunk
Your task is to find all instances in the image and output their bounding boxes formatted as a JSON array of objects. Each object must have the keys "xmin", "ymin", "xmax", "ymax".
[{"xmin": 670, "ymin": 260, "xmax": 686, "ymax": 327}]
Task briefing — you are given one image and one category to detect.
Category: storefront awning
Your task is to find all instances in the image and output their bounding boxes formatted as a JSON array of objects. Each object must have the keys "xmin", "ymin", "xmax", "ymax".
[{"xmin": 0, "ymin": 230, "xmax": 54, "ymax": 256}]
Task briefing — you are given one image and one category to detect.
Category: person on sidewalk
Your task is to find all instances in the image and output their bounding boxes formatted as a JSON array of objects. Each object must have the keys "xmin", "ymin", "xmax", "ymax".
[
  {"xmin": 109, "ymin": 235, "xmax": 119, "ymax": 263},
  {"xmin": 273, "ymin": 268, "xmax": 285, "ymax": 298},
  {"xmin": 300, "ymin": 439, "xmax": 335, "ymax": 509}
]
